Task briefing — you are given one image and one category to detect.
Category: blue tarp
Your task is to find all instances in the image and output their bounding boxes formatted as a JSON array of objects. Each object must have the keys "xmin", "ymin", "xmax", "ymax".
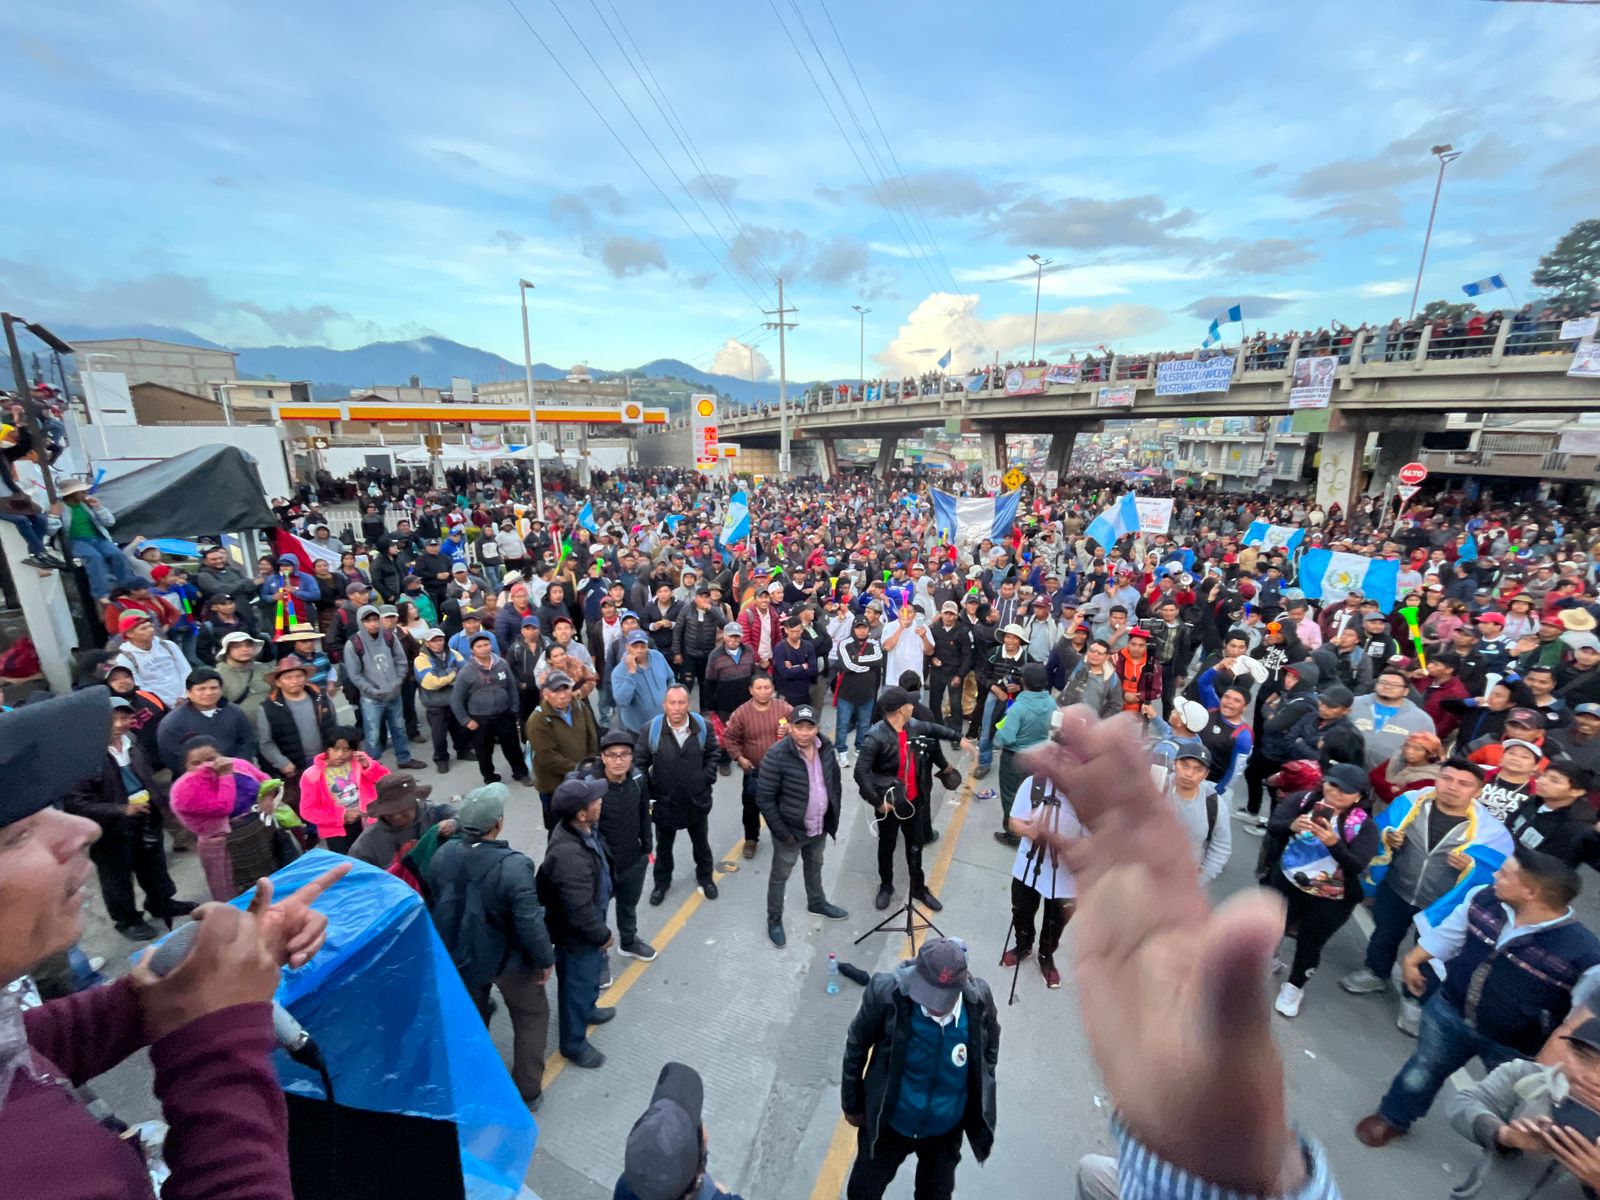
[{"xmin": 223, "ymin": 850, "xmax": 537, "ymax": 1198}]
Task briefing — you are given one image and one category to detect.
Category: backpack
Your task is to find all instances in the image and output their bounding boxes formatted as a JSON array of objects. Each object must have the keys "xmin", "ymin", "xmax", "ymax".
[
  {"xmin": 647, "ymin": 711, "xmax": 706, "ymax": 755},
  {"xmin": 349, "ymin": 628, "xmax": 400, "ymax": 661},
  {"xmin": 0, "ymin": 636, "xmax": 40, "ymax": 680}
]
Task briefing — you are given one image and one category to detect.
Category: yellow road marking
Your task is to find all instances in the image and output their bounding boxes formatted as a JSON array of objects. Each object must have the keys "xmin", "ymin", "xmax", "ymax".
[
  {"xmin": 807, "ymin": 772, "xmax": 978, "ymax": 1200},
  {"xmin": 540, "ymin": 835, "xmax": 745, "ymax": 1092}
]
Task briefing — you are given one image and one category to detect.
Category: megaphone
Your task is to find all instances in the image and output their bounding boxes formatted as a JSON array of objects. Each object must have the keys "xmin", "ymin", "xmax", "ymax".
[{"xmin": 1481, "ymin": 671, "xmax": 1504, "ymax": 703}]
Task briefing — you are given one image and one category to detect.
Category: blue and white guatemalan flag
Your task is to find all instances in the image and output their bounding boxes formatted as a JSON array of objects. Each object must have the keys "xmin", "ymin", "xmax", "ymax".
[
  {"xmin": 1201, "ymin": 304, "xmax": 1245, "ymax": 349},
  {"xmin": 1243, "ymin": 521, "xmax": 1305, "ymax": 553},
  {"xmin": 964, "ymin": 374, "xmax": 986, "ymax": 393},
  {"xmin": 937, "ymin": 348, "xmax": 952, "ymax": 370},
  {"xmin": 1296, "ymin": 548, "xmax": 1401, "ymax": 612},
  {"xmin": 931, "ymin": 489, "xmax": 1021, "ymax": 545},
  {"xmin": 577, "ymin": 500, "xmax": 598, "ymax": 534},
  {"xmin": 718, "ymin": 490, "xmax": 750, "ymax": 547},
  {"xmin": 1461, "ymin": 274, "xmax": 1506, "ymax": 298},
  {"xmin": 1084, "ymin": 492, "xmax": 1141, "ymax": 551}
]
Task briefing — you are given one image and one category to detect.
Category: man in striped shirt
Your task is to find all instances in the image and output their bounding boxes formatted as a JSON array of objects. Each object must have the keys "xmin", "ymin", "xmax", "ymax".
[{"xmin": 722, "ymin": 673, "xmax": 792, "ymax": 861}]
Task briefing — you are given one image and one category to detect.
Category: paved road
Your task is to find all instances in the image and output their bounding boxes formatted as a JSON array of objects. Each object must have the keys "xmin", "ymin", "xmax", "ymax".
[{"xmin": 75, "ymin": 726, "xmax": 1547, "ymax": 1199}]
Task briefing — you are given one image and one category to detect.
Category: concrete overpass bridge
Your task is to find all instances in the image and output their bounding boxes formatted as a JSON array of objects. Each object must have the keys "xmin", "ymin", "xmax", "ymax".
[{"xmin": 714, "ymin": 320, "xmax": 1600, "ymax": 508}]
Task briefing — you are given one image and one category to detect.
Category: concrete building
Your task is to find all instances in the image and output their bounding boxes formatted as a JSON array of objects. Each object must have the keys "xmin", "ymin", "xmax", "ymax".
[{"xmin": 70, "ymin": 337, "xmax": 237, "ymax": 395}]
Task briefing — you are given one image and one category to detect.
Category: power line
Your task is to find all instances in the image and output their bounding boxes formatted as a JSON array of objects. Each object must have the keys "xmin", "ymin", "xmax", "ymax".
[
  {"xmin": 813, "ymin": 0, "xmax": 986, "ymax": 347},
  {"xmin": 539, "ymin": 0, "xmax": 776, "ymax": 304},
  {"xmin": 592, "ymin": 0, "xmax": 784, "ymax": 287},
  {"xmin": 500, "ymin": 0, "xmax": 770, "ymax": 311}
]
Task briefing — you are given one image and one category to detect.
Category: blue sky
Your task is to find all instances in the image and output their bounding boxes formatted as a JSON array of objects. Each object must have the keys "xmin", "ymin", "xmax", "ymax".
[{"xmin": 2, "ymin": 1, "xmax": 1597, "ymax": 383}]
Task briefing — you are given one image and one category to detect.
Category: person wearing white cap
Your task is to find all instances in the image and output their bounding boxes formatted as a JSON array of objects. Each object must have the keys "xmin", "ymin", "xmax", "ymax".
[
  {"xmin": 213, "ymin": 630, "xmax": 270, "ymax": 721},
  {"xmin": 973, "ymin": 623, "xmax": 1030, "ymax": 779}
]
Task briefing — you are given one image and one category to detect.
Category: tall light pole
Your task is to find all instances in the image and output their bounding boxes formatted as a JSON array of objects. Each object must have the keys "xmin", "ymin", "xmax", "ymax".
[
  {"xmin": 518, "ymin": 278, "xmax": 544, "ymax": 521},
  {"xmin": 1408, "ymin": 144, "xmax": 1462, "ymax": 320},
  {"xmin": 764, "ymin": 277, "xmax": 796, "ymax": 480},
  {"xmin": 852, "ymin": 304, "xmax": 871, "ymax": 394},
  {"xmin": 1027, "ymin": 253, "xmax": 1053, "ymax": 360}
]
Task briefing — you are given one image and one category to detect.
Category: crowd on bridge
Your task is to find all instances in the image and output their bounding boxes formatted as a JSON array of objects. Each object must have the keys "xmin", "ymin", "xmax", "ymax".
[{"xmin": 14, "ymin": 431, "xmax": 1600, "ymax": 1199}]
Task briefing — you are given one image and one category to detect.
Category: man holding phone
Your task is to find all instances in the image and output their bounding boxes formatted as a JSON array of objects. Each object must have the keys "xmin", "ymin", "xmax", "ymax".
[{"xmin": 1448, "ymin": 1014, "xmax": 1600, "ymax": 1195}]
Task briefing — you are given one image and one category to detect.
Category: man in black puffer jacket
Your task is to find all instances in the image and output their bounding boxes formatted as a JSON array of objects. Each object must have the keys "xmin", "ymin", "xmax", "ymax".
[
  {"xmin": 854, "ymin": 686, "xmax": 970, "ymax": 914},
  {"xmin": 537, "ymin": 778, "xmax": 616, "ymax": 1071},
  {"xmin": 430, "ymin": 784, "xmax": 554, "ymax": 1107},
  {"xmin": 755, "ymin": 705, "xmax": 848, "ymax": 946},
  {"xmin": 571, "ymin": 729, "xmax": 657, "ymax": 963}
]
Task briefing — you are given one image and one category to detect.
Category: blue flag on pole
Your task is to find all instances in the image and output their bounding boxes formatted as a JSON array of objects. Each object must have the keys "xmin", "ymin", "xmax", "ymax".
[
  {"xmin": 931, "ymin": 489, "xmax": 1021, "ymax": 544},
  {"xmin": 577, "ymin": 500, "xmax": 598, "ymax": 534},
  {"xmin": 1243, "ymin": 521, "xmax": 1305, "ymax": 553},
  {"xmin": 1296, "ymin": 548, "xmax": 1401, "ymax": 612},
  {"xmin": 719, "ymin": 491, "xmax": 750, "ymax": 547},
  {"xmin": 1461, "ymin": 274, "xmax": 1506, "ymax": 298},
  {"xmin": 1085, "ymin": 492, "xmax": 1141, "ymax": 550},
  {"xmin": 937, "ymin": 348, "xmax": 952, "ymax": 370}
]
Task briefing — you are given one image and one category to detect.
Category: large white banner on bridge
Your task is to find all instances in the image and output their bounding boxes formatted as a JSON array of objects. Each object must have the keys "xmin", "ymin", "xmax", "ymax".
[
  {"xmin": 1096, "ymin": 384, "xmax": 1136, "ymax": 408},
  {"xmin": 1155, "ymin": 356, "xmax": 1234, "ymax": 396},
  {"xmin": 1570, "ymin": 343, "xmax": 1600, "ymax": 380},
  {"xmin": 1289, "ymin": 356, "xmax": 1336, "ymax": 409},
  {"xmin": 1133, "ymin": 496, "xmax": 1174, "ymax": 535}
]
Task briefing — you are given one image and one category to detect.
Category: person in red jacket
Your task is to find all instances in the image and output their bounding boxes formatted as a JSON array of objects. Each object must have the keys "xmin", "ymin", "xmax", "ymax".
[
  {"xmin": 1414, "ymin": 650, "xmax": 1469, "ymax": 741},
  {"xmin": 0, "ymin": 689, "xmax": 346, "ymax": 1200}
]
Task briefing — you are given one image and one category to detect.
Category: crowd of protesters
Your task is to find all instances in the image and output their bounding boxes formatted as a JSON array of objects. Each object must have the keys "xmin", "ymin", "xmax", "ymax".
[{"xmin": 16, "ymin": 428, "xmax": 1600, "ymax": 1197}]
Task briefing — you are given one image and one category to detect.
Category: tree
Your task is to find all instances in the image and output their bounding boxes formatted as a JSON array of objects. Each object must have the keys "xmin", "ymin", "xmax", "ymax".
[
  {"xmin": 1420, "ymin": 300, "xmax": 1479, "ymax": 323},
  {"xmin": 1532, "ymin": 218, "xmax": 1600, "ymax": 311}
]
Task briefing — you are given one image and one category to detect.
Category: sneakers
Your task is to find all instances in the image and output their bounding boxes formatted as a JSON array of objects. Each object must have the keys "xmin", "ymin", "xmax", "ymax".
[
  {"xmin": 598, "ymin": 966, "xmax": 613, "ymax": 991},
  {"xmin": 700, "ymin": 880, "xmax": 719, "ymax": 900},
  {"xmin": 21, "ymin": 554, "xmax": 58, "ymax": 572},
  {"xmin": 1000, "ymin": 946, "xmax": 1030, "ymax": 968},
  {"xmin": 807, "ymin": 901, "xmax": 849, "ymax": 921},
  {"xmin": 1339, "ymin": 968, "xmax": 1390, "ymax": 995},
  {"xmin": 1274, "ymin": 982, "xmax": 1303, "ymax": 1018},
  {"xmin": 1039, "ymin": 954, "xmax": 1062, "ymax": 989},
  {"xmin": 874, "ymin": 886, "xmax": 893, "ymax": 911},
  {"xmin": 566, "ymin": 1046, "xmax": 606, "ymax": 1069},
  {"xmin": 1242, "ymin": 818, "xmax": 1268, "ymax": 837},
  {"xmin": 649, "ymin": 885, "xmax": 668, "ymax": 907},
  {"xmin": 1270, "ymin": 958, "xmax": 1289, "ymax": 978},
  {"xmin": 972, "ymin": 765, "xmax": 991, "ymax": 780},
  {"xmin": 1396, "ymin": 997, "xmax": 1422, "ymax": 1037},
  {"xmin": 617, "ymin": 940, "xmax": 657, "ymax": 961},
  {"xmin": 768, "ymin": 922, "xmax": 786, "ymax": 947},
  {"xmin": 837, "ymin": 750, "xmax": 850, "ymax": 767}
]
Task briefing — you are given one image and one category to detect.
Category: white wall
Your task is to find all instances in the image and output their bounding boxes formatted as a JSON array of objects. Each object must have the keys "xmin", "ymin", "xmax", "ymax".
[{"xmin": 77, "ymin": 422, "xmax": 294, "ymax": 499}]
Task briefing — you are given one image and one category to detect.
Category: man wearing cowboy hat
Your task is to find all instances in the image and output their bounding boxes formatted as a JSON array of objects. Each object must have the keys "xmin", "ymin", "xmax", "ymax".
[
  {"xmin": 256, "ymin": 654, "xmax": 337, "ymax": 813},
  {"xmin": 840, "ymin": 938, "xmax": 1000, "ymax": 1200},
  {"xmin": 348, "ymin": 773, "xmax": 457, "ymax": 869},
  {"xmin": 972, "ymin": 622, "xmax": 1030, "ymax": 779},
  {"xmin": 51, "ymin": 476, "xmax": 138, "ymax": 601}
]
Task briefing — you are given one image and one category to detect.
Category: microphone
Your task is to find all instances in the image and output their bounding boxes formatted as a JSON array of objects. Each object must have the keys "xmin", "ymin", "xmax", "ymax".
[{"xmin": 147, "ymin": 920, "xmax": 325, "ymax": 1070}]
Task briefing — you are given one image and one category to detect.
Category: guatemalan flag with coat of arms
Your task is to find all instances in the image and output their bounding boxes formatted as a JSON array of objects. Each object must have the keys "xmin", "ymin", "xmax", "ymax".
[{"xmin": 1295, "ymin": 548, "xmax": 1400, "ymax": 612}]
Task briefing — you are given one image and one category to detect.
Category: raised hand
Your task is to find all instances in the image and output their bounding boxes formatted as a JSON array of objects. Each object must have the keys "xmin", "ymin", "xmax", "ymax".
[{"xmin": 1020, "ymin": 707, "xmax": 1305, "ymax": 1195}]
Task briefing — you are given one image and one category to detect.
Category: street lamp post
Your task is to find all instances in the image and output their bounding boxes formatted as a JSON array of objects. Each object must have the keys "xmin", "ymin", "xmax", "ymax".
[
  {"xmin": 1408, "ymin": 144, "xmax": 1462, "ymax": 320},
  {"xmin": 518, "ymin": 278, "xmax": 545, "ymax": 522},
  {"xmin": 852, "ymin": 304, "xmax": 871, "ymax": 395},
  {"xmin": 1027, "ymin": 253, "xmax": 1053, "ymax": 360}
]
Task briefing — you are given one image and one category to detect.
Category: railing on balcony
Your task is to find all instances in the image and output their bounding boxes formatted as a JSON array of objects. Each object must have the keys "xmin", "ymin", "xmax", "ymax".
[{"xmin": 1480, "ymin": 432, "xmax": 1555, "ymax": 455}]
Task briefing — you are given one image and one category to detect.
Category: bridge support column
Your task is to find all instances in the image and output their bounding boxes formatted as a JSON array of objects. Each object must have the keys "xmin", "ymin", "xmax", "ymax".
[
  {"xmin": 1370, "ymin": 428, "xmax": 1423, "ymax": 488},
  {"xmin": 816, "ymin": 436, "xmax": 838, "ymax": 482},
  {"xmin": 1045, "ymin": 426, "xmax": 1078, "ymax": 478},
  {"xmin": 1313, "ymin": 422, "xmax": 1364, "ymax": 519},
  {"xmin": 979, "ymin": 427, "xmax": 1006, "ymax": 477},
  {"xmin": 873, "ymin": 435, "xmax": 898, "ymax": 478}
]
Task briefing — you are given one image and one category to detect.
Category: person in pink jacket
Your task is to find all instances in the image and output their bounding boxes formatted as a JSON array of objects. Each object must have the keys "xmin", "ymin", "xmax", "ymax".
[
  {"xmin": 297, "ymin": 723, "xmax": 391, "ymax": 852},
  {"xmin": 168, "ymin": 738, "xmax": 275, "ymax": 901}
]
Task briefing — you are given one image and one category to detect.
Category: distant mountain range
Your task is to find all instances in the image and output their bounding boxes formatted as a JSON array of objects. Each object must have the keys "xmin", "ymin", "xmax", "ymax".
[{"xmin": 48, "ymin": 325, "xmax": 792, "ymax": 409}]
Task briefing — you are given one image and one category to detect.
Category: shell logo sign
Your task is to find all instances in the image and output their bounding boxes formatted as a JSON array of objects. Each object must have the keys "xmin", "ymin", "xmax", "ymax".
[
  {"xmin": 695, "ymin": 397, "xmax": 716, "ymax": 419},
  {"xmin": 620, "ymin": 401, "xmax": 644, "ymax": 424},
  {"xmin": 690, "ymin": 393, "xmax": 719, "ymax": 470}
]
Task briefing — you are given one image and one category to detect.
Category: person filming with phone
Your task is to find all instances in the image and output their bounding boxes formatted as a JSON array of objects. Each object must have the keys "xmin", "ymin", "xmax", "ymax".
[{"xmin": 0, "ymin": 689, "xmax": 346, "ymax": 1200}]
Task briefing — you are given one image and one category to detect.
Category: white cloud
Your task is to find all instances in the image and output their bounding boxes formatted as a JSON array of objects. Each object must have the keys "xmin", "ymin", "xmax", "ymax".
[
  {"xmin": 1359, "ymin": 280, "xmax": 1411, "ymax": 297},
  {"xmin": 875, "ymin": 292, "xmax": 1168, "ymax": 375},
  {"xmin": 711, "ymin": 338, "xmax": 772, "ymax": 380}
]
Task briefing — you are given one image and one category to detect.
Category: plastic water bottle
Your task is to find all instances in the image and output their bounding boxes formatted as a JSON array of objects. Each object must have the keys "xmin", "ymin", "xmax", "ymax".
[{"xmin": 826, "ymin": 953, "xmax": 840, "ymax": 995}]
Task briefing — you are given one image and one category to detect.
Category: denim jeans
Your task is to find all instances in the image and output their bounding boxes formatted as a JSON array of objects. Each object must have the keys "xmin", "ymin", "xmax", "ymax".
[
  {"xmin": 1363, "ymin": 880, "xmax": 1422, "ymax": 980},
  {"xmin": 0, "ymin": 510, "xmax": 49, "ymax": 555},
  {"xmin": 1377, "ymin": 992, "xmax": 1520, "ymax": 1130},
  {"xmin": 976, "ymin": 691, "xmax": 1003, "ymax": 768},
  {"xmin": 553, "ymin": 943, "xmax": 605, "ymax": 1057},
  {"xmin": 836, "ymin": 698, "xmax": 874, "ymax": 752},
  {"xmin": 360, "ymin": 694, "xmax": 411, "ymax": 763},
  {"xmin": 73, "ymin": 536, "xmax": 137, "ymax": 599}
]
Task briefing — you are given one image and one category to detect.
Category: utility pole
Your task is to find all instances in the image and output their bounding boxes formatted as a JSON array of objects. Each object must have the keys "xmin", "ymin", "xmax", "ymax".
[
  {"xmin": 852, "ymin": 304, "xmax": 871, "ymax": 395},
  {"xmin": 764, "ymin": 277, "xmax": 797, "ymax": 480},
  {"xmin": 518, "ymin": 278, "xmax": 544, "ymax": 521},
  {"xmin": 1027, "ymin": 253, "xmax": 1053, "ymax": 360},
  {"xmin": 1409, "ymin": 144, "xmax": 1461, "ymax": 320},
  {"xmin": 748, "ymin": 345, "xmax": 755, "ymax": 409}
]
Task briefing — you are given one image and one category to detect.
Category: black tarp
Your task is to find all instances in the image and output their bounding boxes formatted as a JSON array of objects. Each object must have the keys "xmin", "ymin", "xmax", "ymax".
[{"xmin": 93, "ymin": 445, "xmax": 277, "ymax": 538}]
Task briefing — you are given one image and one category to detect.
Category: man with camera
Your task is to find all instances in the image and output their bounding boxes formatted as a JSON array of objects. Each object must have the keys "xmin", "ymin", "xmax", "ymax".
[{"xmin": 854, "ymin": 685, "xmax": 972, "ymax": 912}]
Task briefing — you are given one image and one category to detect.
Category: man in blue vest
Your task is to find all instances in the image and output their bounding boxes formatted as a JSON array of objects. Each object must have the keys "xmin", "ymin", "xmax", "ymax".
[
  {"xmin": 1356, "ymin": 845, "xmax": 1600, "ymax": 1147},
  {"xmin": 840, "ymin": 938, "xmax": 1000, "ymax": 1200}
]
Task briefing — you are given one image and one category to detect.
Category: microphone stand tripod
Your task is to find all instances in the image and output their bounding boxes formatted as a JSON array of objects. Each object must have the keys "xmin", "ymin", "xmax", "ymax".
[
  {"xmin": 856, "ymin": 759, "xmax": 944, "ymax": 953},
  {"xmin": 998, "ymin": 794, "xmax": 1060, "ymax": 1006}
]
